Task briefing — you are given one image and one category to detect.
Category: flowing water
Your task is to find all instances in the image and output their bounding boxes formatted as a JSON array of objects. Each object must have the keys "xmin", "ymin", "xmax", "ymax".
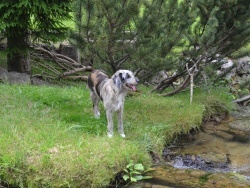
[
  {"xmin": 163, "ymin": 117, "xmax": 250, "ymax": 178},
  {"xmin": 129, "ymin": 107, "xmax": 250, "ymax": 188}
]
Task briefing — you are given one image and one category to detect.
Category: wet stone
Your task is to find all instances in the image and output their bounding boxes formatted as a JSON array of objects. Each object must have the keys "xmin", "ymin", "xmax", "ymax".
[
  {"xmin": 198, "ymin": 152, "xmax": 228, "ymax": 164},
  {"xmin": 168, "ymin": 154, "xmax": 229, "ymax": 172},
  {"xmin": 229, "ymin": 119, "xmax": 250, "ymax": 132},
  {"xmin": 213, "ymin": 131, "xmax": 234, "ymax": 140}
]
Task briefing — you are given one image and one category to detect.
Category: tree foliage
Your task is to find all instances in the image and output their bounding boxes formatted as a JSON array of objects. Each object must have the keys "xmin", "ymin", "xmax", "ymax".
[
  {"xmin": 71, "ymin": 0, "xmax": 250, "ymax": 96},
  {"xmin": 0, "ymin": 0, "xmax": 72, "ymax": 72},
  {"xmin": 0, "ymin": 0, "xmax": 72, "ymax": 41},
  {"xmin": 187, "ymin": 0, "xmax": 250, "ymax": 58},
  {"xmin": 153, "ymin": 0, "xmax": 250, "ymax": 94},
  {"xmin": 70, "ymin": 0, "xmax": 192, "ymax": 77},
  {"xmin": 0, "ymin": 0, "xmax": 249, "ymax": 96}
]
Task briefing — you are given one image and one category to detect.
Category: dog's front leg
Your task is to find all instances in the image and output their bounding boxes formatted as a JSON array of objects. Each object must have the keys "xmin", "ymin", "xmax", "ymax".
[
  {"xmin": 106, "ymin": 109, "xmax": 114, "ymax": 138},
  {"xmin": 117, "ymin": 107, "xmax": 125, "ymax": 138}
]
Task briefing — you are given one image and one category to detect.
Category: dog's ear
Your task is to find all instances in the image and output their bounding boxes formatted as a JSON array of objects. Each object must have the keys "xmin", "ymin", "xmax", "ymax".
[
  {"xmin": 119, "ymin": 72, "xmax": 126, "ymax": 82},
  {"xmin": 113, "ymin": 75, "xmax": 122, "ymax": 89}
]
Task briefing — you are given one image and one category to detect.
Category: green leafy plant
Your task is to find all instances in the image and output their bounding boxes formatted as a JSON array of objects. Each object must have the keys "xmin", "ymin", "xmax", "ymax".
[{"xmin": 122, "ymin": 160, "xmax": 153, "ymax": 183}]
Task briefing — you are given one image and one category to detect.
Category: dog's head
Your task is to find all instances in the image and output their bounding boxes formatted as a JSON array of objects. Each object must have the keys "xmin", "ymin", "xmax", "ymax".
[{"xmin": 112, "ymin": 70, "xmax": 139, "ymax": 91}]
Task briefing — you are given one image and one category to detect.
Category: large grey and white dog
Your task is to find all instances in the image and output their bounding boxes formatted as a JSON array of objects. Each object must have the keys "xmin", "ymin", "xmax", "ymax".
[{"xmin": 87, "ymin": 69, "xmax": 139, "ymax": 138}]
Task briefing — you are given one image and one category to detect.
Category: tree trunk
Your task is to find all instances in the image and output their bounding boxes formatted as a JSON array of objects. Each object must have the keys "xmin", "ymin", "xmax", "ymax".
[{"xmin": 7, "ymin": 28, "xmax": 30, "ymax": 73}]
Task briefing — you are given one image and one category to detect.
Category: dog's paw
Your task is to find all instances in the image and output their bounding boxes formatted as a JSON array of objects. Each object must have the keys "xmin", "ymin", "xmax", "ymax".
[
  {"xmin": 94, "ymin": 112, "xmax": 100, "ymax": 119},
  {"xmin": 107, "ymin": 133, "xmax": 113, "ymax": 138},
  {"xmin": 120, "ymin": 133, "xmax": 126, "ymax": 138}
]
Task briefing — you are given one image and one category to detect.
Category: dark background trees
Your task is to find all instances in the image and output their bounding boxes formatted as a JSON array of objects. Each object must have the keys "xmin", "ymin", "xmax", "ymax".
[{"xmin": 0, "ymin": 0, "xmax": 72, "ymax": 73}]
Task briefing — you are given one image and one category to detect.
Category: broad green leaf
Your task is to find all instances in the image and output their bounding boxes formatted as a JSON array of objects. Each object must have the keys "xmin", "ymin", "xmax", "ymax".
[
  {"xmin": 130, "ymin": 177, "xmax": 137, "ymax": 182},
  {"xmin": 134, "ymin": 163, "xmax": 144, "ymax": 171},
  {"xmin": 134, "ymin": 175, "xmax": 143, "ymax": 181},
  {"xmin": 122, "ymin": 174, "xmax": 129, "ymax": 181},
  {"xmin": 126, "ymin": 162, "xmax": 134, "ymax": 169},
  {"xmin": 131, "ymin": 171, "xmax": 141, "ymax": 175}
]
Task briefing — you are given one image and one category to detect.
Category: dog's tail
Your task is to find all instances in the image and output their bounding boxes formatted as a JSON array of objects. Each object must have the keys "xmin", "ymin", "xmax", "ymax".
[{"xmin": 87, "ymin": 71, "xmax": 94, "ymax": 92}]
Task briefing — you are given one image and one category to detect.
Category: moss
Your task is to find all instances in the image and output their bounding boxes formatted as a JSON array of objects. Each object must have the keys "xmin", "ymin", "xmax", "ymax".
[{"xmin": 199, "ymin": 173, "xmax": 211, "ymax": 184}]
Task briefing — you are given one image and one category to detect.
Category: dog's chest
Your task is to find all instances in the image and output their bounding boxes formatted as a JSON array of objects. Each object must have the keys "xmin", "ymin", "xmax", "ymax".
[
  {"xmin": 102, "ymin": 90, "xmax": 125, "ymax": 111},
  {"xmin": 115, "ymin": 93, "xmax": 124, "ymax": 107},
  {"xmin": 101, "ymin": 81, "xmax": 127, "ymax": 111},
  {"xmin": 110, "ymin": 93, "xmax": 125, "ymax": 111}
]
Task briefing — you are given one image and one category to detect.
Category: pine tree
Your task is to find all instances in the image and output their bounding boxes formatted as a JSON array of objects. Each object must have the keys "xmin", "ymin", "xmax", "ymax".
[
  {"xmin": 157, "ymin": 0, "xmax": 250, "ymax": 95},
  {"xmin": 71, "ymin": 0, "xmax": 140, "ymax": 73},
  {"xmin": 0, "ymin": 0, "xmax": 72, "ymax": 73},
  {"xmin": 186, "ymin": 0, "xmax": 250, "ymax": 60},
  {"xmin": 71, "ymin": 0, "xmax": 192, "ymax": 76},
  {"xmin": 71, "ymin": 0, "xmax": 249, "ymax": 93}
]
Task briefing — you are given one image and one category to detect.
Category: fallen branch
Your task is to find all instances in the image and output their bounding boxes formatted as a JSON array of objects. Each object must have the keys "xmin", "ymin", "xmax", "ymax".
[
  {"xmin": 60, "ymin": 66, "xmax": 92, "ymax": 77},
  {"xmin": 63, "ymin": 75, "xmax": 88, "ymax": 81},
  {"xmin": 159, "ymin": 55, "xmax": 205, "ymax": 96},
  {"xmin": 30, "ymin": 44, "xmax": 93, "ymax": 83},
  {"xmin": 33, "ymin": 45, "xmax": 80, "ymax": 67},
  {"xmin": 233, "ymin": 95, "xmax": 250, "ymax": 105},
  {"xmin": 159, "ymin": 75, "xmax": 191, "ymax": 96},
  {"xmin": 151, "ymin": 71, "xmax": 185, "ymax": 93}
]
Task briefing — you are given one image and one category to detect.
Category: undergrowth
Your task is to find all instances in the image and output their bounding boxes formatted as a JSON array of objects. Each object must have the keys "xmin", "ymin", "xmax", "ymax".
[{"xmin": 0, "ymin": 84, "xmax": 234, "ymax": 187}]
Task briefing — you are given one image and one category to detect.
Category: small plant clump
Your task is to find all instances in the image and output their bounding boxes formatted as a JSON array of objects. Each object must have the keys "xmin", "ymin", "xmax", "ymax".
[{"xmin": 122, "ymin": 160, "xmax": 153, "ymax": 184}]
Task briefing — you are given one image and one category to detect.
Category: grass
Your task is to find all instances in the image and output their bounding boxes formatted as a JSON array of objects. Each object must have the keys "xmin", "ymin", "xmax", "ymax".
[{"xmin": 0, "ymin": 84, "xmax": 234, "ymax": 187}]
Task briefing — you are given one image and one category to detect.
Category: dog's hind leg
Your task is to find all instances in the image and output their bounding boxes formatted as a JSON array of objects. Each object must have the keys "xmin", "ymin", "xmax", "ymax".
[
  {"xmin": 117, "ymin": 107, "xmax": 125, "ymax": 138},
  {"xmin": 91, "ymin": 92, "xmax": 100, "ymax": 118},
  {"xmin": 106, "ymin": 109, "xmax": 114, "ymax": 138}
]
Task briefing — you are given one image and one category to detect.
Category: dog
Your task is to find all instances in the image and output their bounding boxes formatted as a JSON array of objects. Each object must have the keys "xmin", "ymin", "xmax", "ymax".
[{"xmin": 87, "ymin": 69, "xmax": 139, "ymax": 138}]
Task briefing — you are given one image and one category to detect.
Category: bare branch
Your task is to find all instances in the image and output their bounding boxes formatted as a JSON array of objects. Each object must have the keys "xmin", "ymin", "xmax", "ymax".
[
  {"xmin": 30, "ymin": 44, "xmax": 93, "ymax": 83},
  {"xmin": 159, "ymin": 75, "xmax": 191, "ymax": 96},
  {"xmin": 233, "ymin": 95, "xmax": 250, "ymax": 104},
  {"xmin": 60, "ymin": 66, "xmax": 92, "ymax": 77}
]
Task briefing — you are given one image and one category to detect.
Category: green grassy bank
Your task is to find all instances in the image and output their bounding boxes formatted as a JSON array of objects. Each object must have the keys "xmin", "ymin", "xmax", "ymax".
[{"xmin": 0, "ymin": 84, "xmax": 234, "ymax": 187}]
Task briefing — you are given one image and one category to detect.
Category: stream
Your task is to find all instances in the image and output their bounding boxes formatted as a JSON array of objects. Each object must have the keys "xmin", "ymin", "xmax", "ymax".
[{"xmin": 129, "ymin": 107, "xmax": 250, "ymax": 188}]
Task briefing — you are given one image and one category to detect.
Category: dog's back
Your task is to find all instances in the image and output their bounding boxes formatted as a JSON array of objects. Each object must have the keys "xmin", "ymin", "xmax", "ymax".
[{"xmin": 87, "ymin": 70, "xmax": 108, "ymax": 100}]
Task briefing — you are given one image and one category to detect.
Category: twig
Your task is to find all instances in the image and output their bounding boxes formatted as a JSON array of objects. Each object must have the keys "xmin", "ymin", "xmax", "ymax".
[{"xmin": 186, "ymin": 63, "xmax": 198, "ymax": 104}]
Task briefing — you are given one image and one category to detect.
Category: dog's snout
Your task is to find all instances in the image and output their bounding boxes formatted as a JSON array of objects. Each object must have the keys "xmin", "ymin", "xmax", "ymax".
[{"xmin": 136, "ymin": 78, "xmax": 139, "ymax": 83}]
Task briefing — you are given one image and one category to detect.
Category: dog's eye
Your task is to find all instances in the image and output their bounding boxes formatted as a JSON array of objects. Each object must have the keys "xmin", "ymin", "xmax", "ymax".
[{"xmin": 126, "ymin": 73, "xmax": 131, "ymax": 79}]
